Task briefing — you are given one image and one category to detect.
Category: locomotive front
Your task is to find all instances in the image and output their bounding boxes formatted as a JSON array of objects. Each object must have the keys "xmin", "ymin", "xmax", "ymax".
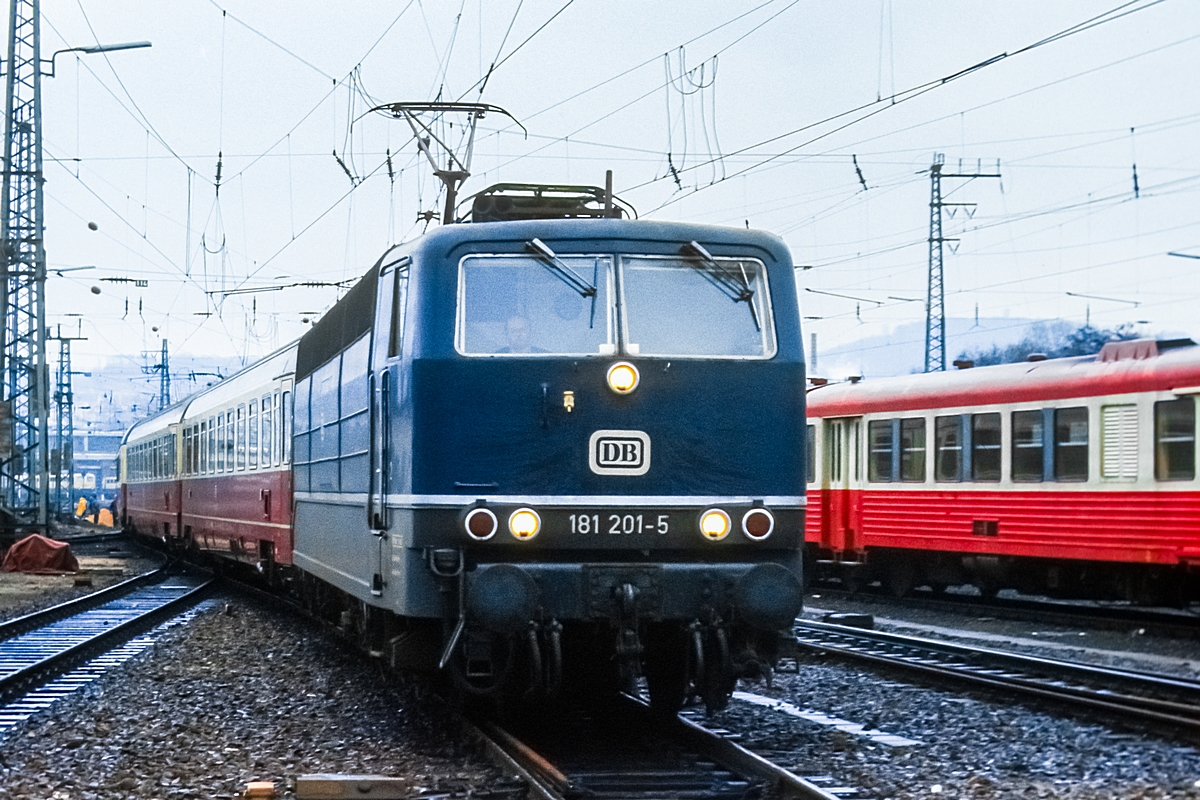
[{"xmin": 404, "ymin": 216, "xmax": 806, "ymax": 711}]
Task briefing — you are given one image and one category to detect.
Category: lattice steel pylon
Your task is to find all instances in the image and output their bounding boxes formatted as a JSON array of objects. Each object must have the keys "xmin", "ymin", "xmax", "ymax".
[
  {"xmin": 0, "ymin": 0, "xmax": 49, "ymax": 526},
  {"xmin": 923, "ymin": 153, "xmax": 1000, "ymax": 373},
  {"xmin": 924, "ymin": 155, "xmax": 947, "ymax": 373}
]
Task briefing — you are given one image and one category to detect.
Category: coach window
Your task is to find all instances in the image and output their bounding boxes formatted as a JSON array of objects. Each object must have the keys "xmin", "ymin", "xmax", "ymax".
[
  {"xmin": 248, "ymin": 400, "xmax": 259, "ymax": 469},
  {"xmin": 183, "ymin": 428, "xmax": 192, "ymax": 476},
  {"xmin": 236, "ymin": 404, "xmax": 247, "ymax": 470},
  {"xmin": 215, "ymin": 415, "xmax": 225, "ymax": 471},
  {"xmin": 197, "ymin": 422, "xmax": 205, "ymax": 474},
  {"xmin": 900, "ymin": 418, "xmax": 926, "ymax": 482},
  {"xmin": 1011, "ymin": 410, "xmax": 1045, "ymax": 482},
  {"xmin": 226, "ymin": 410, "xmax": 236, "ymax": 472},
  {"xmin": 283, "ymin": 390, "xmax": 293, "ymax": 465},
  {"xmin": 806, "ymin": 424, "xmax": 815, "ymax": 484},
  {"xmin": 867, "ymin": 420, "xmax": 894, "ymax": 482},
  {"xmin": 261, "ymin": 394, "xmax": 273, "ymax": 467},
  {"xmin": 272, "ymin": 390, "xmax": 281, "ymax": 465},
  {"xmin": 972, "ymin": 413, "xmax": 1001, "ymax": 481},
  {"xmin": 935, "ymin": 415, "xmax": 963, "ymax": 481},
  {"xmin": 1155, "ymin": 398, "xmax": 1196, "ymax": 481},
  {"xmin": 1054, "ymin": 407, "xmax": 1088, "ymax": 481}
]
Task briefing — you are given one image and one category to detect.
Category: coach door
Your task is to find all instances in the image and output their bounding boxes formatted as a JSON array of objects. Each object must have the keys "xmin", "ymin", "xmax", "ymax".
[{"xmin": 824, "ymin": 417, "xmax": 863, "ymax": 556}]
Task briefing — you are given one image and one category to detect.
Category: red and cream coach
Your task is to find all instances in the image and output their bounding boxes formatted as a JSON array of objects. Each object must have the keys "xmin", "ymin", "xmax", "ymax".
[
  {"xmin": 804, "ymin": 338, "xmax": 1200, "ymax": 605},
  {"xmin": 121, "ymin": 344, "xmax": 296, "ymax": 577}
]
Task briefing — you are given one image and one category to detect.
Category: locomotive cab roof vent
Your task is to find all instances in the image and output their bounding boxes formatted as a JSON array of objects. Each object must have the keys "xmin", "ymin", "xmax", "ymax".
[{"xmin": 462, "ymin": 182, "xmax": 637, "ymax": 223}]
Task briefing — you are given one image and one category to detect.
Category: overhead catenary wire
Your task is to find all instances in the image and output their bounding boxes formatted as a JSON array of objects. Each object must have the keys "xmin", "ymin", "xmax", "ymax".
[{"xmin": 627, "ymin": 0, "xmax": 1169, "ymax": 211}]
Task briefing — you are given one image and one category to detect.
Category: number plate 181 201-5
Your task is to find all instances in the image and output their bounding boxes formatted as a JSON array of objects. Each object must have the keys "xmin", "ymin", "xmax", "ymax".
[{"xmin": 565, "ymin": 511, "xmax": 672, "ymax": 536}]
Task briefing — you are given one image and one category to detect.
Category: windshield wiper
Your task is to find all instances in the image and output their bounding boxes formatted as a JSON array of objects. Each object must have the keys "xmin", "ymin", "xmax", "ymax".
[
  {"xmin": 526, "ymin": 238, "xmax": 599, "ymax": 328},
  {"xmin": 680, "ymin": 241, "xmax": 761, "ymax": 331}
]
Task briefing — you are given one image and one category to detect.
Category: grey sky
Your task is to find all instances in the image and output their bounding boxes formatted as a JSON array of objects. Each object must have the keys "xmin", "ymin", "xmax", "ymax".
[{"xmin": 31, "ymin": 0, "xmax": 1200, "ymax": 372}]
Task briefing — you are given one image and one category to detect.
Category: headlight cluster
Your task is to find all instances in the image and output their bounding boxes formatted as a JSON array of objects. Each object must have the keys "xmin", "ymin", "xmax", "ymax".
[
  {"xmin": 700, "ymin": 507, "xmax": 775, "ymax": 542},
  {"xmin": 463, "ymin": 505, "xmax": 773, "ymax": 542},
  {"xmin": 463, "ymin": 507, "xmax": 541, "ymax": 541}
]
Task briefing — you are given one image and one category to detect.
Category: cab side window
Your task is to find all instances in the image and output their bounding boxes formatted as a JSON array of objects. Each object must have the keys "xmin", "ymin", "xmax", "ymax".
[{"xmin": 388, "ymin": 265, "xmax": 410, "ymax": 358}]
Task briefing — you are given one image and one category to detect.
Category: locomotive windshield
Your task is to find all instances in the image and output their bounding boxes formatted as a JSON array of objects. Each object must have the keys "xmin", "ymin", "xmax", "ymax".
[
  {"xmin": 621, "ymin": 256, "xmax": 775, "ymax": 358},
  {"xmin": 458, "ymin": 255, "xmax": 614, "ymax": 355}
]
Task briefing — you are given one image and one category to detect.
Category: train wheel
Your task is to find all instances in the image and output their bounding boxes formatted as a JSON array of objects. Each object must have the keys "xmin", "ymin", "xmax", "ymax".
[
  {"xmin": 700, "ymin": 627, "xmax": 735, "ymax": 715},
  {"xmin": 842, "ymin": 570, "xmax": 865, "ymax": 594},
  {"xmin": 644, "ymin": 625, "xmax": 689, "ymax": 715},
  {"xmin": 885, "ymin": 559, "xmax": 916, "ymax": 598}
]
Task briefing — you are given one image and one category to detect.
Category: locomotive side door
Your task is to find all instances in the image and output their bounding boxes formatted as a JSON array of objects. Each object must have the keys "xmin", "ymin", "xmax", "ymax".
[
  {"xmin": 367, "ymin": 255, "xmax": 410, "ymax": 595},
  {"xmin": 824, "ymin": 417, "xmax": 863, "ymax": 558}
]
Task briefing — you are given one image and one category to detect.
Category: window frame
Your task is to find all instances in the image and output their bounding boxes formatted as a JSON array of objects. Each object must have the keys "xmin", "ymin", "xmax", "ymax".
[
  {"xmin": 1154, "ymin": 397, "xmax": 1196, "ymax": 481},
  {"xmin": 867, "ymin": 419, "xmax": 895, "ymax": 483},
  {"xmin": 806, "ymin": 424, "xmax": 815, "ymax": 484},
  {"xmin": 1053, "ymin": 406, "xmax": 1089, "ymax": 482},
  {"xmin": 899, "ymin": 417, "xmax": 926, "ymax": 483},
  {"xmin": 617, "ymin": 253, "xmax": 777, "ymax": 360},
  {"xmin": 934, "ymin": 414, "xmax": 964, "ymax": 482},
  {"xmin": 236, "ymin": 404, "xmax": 247, "ymax": 470},
  {"xmin": 1010, "ymin": 409, "xmax": 1046, "ymax": 483},
  {"xmin": 248, "ymin": 400, "xmax": 259, "ymax": 470},
  {"xmin": 971, "ymin": 412, "xmax": 1002, "ymax": 482}
]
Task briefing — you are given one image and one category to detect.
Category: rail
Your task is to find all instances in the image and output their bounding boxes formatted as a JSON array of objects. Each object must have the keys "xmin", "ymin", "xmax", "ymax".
[
  {"xmin": 794, "ymin": 618, "xmax": 1200, "ymax": 731},
  {"xmin": 0, "ymin": 562, "xmax": 167, "ymax": 642},
  {"xmin": 0, "ymin": 573, "xmax": 214, "ymax": 704},
  {"xmin": 465, "ymin": 694, "xmax": 844, "ymax": 800}
]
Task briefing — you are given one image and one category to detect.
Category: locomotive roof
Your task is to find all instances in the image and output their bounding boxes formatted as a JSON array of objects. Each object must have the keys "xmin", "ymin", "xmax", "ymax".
[
  {"xmin": 807, "ymin": 339, "xmax": 1200, "ymax": 417},
  {"xmin": 395, "ymin": 216, "xmax": 792, "ymax": 264},
  {"xmin": 294, "ymin": 217, "xmax": 795, "ymax": 382}
]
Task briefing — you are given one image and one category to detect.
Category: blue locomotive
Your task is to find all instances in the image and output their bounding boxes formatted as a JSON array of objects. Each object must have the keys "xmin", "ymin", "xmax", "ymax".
[{"xmin": 123, "ymin": 183, "xmax": 807, "ymax": 713}]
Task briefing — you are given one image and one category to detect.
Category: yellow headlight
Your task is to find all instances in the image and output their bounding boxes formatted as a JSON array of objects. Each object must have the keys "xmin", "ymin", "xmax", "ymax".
[
  {"xmin": 699, "ymin": 508, "xmax": 731, "ymax": 541},
  {"xmin": 606, "ymin": 362, "xmax": 639, "ymax": 394},
  {"xmin": 508, "ymin": 508, "xmax": 541, "ymax": 540}
]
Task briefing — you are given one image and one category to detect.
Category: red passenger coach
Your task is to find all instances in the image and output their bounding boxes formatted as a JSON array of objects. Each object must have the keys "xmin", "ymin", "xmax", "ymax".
[
  {"xmin": 121, "ymin": 344, "xmax": 297, "ymax": 575},
  {"xmin": 805, "ymin": 338, "xmax": 1200, "ymax": 604}
]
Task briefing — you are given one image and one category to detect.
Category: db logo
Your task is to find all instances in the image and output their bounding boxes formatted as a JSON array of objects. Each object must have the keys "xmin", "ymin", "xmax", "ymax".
[{"xmin": 589, "ymin": 430, "xmax": 651, "ymax": 476}]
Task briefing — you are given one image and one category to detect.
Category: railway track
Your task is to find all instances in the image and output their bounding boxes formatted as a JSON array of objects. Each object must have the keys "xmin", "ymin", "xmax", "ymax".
[
  {"xmin": 0, "ymin": 561, "xmax": 167, "ymax": 642},
  {"xmin": 0, "ymin": 571, "xmax": 214, "ymax": 733},
  {"xmin": 794, "ymin": 618, "xmax": 1200, "ymax": 733},
  {"xmin": 812, "ymin": 583, "xmax": 1200, "ymax": 640},
  {"xmin": 467, "ymin": 694, "xmax": 854, "ymax": 800}
]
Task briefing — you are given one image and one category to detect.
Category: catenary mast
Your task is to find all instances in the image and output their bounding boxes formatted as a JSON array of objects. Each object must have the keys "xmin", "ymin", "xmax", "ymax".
[{"xmin": 0, "ymin": 0, "xmax": 49, "ymax": 526}]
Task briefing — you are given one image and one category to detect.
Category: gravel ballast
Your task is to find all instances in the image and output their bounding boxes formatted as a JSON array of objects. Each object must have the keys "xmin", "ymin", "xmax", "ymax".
[
  {"xmin": 710, "ymin": 655, "xmax": 1200, "ymax": 799},
  {"xmin": 695, "ymin": 587, "xmax": 1200, "ymax": 799},
  {"xmin": 0, "ymin": 593, "xmax": 514, "ymax": 800}
]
